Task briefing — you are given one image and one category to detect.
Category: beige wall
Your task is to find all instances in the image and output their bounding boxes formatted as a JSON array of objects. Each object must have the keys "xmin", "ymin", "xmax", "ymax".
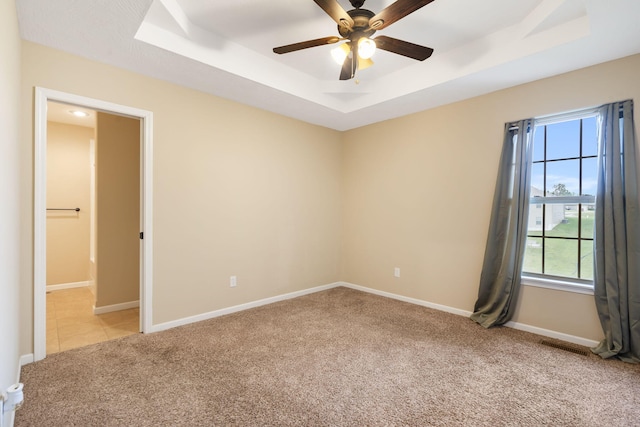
[
  {"xmin": 46, "ymin": 121, "xmax": 93, "ymax": 286},
  {"xmin": 95, "ymin": 112, "xmax": 140, "ymax": 308},
  {"xmin": 341, "ymin": 54, "xmax": 640, "ymax": 342},
  {"xmin": 1, "ymin": 0, "xmax": 22, "ymax": 422},
  {"xmin": 20, "ymin": 41, "xmax": 343, "ymax": 354},
  {"xmin": 18, "ymin": 37, "xmax": 640, "ymax": 355}
]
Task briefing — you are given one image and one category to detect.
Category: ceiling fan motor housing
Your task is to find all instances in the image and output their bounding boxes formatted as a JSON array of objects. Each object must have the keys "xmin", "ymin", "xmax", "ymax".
[{"xmin": 339, "ymin": 8, "xmax": 376, "ymax": 39}]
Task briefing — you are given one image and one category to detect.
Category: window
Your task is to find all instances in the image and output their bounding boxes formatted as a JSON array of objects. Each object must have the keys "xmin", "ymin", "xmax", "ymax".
[{"xmin": 522, "ymin": 113, "xmax": 598, "ymax": 291}]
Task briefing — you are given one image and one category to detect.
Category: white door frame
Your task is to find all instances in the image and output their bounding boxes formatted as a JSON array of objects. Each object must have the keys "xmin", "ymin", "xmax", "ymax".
[{"xmin": 34, "ymin": 87, "xmax": 153, "ymax": 361}]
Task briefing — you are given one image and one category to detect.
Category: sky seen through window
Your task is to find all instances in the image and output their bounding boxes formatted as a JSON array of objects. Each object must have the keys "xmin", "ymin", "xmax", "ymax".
[{"xmin": 531, "ymin": 116, "xmax": 598, "ymax": 196}]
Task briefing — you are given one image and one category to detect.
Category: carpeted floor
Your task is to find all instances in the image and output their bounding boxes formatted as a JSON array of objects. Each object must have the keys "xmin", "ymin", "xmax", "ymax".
[{"xmin": 16, "ymin": 287, "xmax": 640, "ymax": 426}]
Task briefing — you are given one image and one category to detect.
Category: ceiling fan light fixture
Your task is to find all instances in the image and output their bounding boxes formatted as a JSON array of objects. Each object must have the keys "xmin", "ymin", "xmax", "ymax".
[
  {"xmin": 272, "ymin": 0, "xmax": 436, "ymax": 81},
  {"xmin": 331, "ymin": 43, "xmax": 350, "ymax": 65},
  {"xmin": 358, "ymin": 37, "xmax": 376, "ymax": 59}
]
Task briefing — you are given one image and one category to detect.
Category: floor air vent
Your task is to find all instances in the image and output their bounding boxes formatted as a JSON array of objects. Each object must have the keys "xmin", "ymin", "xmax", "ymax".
[{"xmin": 540, "ymin": 340, "xmax": 590, "ymax": 356}]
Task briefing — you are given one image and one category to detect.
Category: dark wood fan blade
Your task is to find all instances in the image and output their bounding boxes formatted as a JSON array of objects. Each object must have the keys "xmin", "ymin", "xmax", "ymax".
[
  {"xmin": 313, "ymin": 0, "xmax": 354, "ymax": 29},
  {"xmin": 369, "ymin": 0, "xmax": 435, "ymax": 30},
  {"xmin": 374, "ymin": 35, "xmax": 433, "ymax": 61},
  {"xmin": 273, "ymin": 36, "xmax": 340, "ymax": 54},
  {"xmin": 339, "ymin": 51, "xmax": 355, "ymax": 80}
]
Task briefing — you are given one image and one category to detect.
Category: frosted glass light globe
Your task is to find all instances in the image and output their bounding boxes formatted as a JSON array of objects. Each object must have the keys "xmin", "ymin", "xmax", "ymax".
[
  {"xmin": 331, "ymin": 43, "xmax": 349, "ymax": 65},
  {"xmin": 358, "ymin": 38, "xmax": 376, "ymax": 60}
]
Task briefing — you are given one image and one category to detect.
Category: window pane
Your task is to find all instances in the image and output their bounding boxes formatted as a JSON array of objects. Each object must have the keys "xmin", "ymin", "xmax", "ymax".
[
  {"xmin": 527, "ymin": 202, "xmax": 543, "ymax": 236},
  {"xmin": 580, "ymin": 239, "xmax": 594, "ymax": 280},
  {"xmin": 581, "ymin": 157, "xmax": 598, "ymax": 196},
  {"xmin": 525, "ymin": 114, "xmax": 597, "ymax": 287},
  {"xmin": 581, "ymin": 204, "xmax": 595, "ymax": 238},
  {"xmin": 582, "ymin": 117, "xmax": 598, "ymax": 157},
  {"xmin": 547, "ymin": 159, "xmax": 579, "ymax": 196},
  {"xmin": 547, "ymin": 120, "xmax": 580, "ymax": 160},
  {"xmin": 531, "ymin": 162, "xmax": 545, "ymax": 195},
  {"xmin": 523, "ymin": 237, "xmax": 542, "ymax": 274},
  {"xmin": 546, "ymin": 204, "xmax": 578, "ymax": 238},
  {"xmin": 533, "ymin": 126, "xmax": 545, "ymax": 162},
  {"xmin": 544, "ymin": 238, "xmax": 578, "ymax": 278}
]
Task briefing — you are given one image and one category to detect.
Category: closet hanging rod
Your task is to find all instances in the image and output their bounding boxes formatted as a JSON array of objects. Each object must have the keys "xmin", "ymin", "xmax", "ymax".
[{"xmin": 47, "ymin": 208, "xmax": 80, "ymax": 212}]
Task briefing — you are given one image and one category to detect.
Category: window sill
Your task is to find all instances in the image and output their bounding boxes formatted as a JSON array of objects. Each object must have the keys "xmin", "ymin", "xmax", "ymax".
[{"xmin": 521, "ymin": 275, "xmax": 594, "ymax": 295}]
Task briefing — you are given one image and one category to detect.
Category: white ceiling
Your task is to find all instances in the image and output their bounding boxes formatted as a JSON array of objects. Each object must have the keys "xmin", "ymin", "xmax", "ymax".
[{"xmin": 16, "ymin": 0, "xmax": 640, "ymax": 131}]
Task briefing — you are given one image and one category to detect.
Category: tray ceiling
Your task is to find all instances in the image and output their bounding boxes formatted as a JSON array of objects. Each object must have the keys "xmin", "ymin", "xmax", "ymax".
[{"xmin": 16, "ymin": 0, "xmax": 640, "ymax": 130}]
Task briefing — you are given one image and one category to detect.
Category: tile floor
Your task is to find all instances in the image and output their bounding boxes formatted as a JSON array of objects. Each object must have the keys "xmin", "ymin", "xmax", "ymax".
[{"xmin": 47, "ymin": 287, "xmax": 139, "ymax": 354}]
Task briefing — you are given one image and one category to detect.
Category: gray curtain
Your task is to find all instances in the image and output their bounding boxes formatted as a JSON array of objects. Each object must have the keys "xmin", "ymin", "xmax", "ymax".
[
  {"xmin": 592, "ymin": 100, "xmax": 640, "ymax": 363},
  {"xmin": 471, "ymin": 120, "xmax": 534, "ymax": 328}
]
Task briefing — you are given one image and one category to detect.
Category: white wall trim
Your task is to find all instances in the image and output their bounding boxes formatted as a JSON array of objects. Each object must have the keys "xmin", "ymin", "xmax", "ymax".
[
  {"xmin": 503, "ymin": 321, "xmax": 599, "ymax": 348},
  {"xmin": 25, "ymin": 275, "xmax": 599, "ymax": 364},
  {"xmin": 521, "ymin": 275, "xmax": 594, "ymax": 296},
  {"xmin": 148, "ymin": 283, "xmax": 341, "ymax": 333},
  {"xmin": 33, "ymin": 87, "xmax": 154, "ymax": 362},
  {"xmin": 339, "ymin": 282, "xmax": 599, "ymax": 348},
  {"xmin": 93, "ymin": 300, "xmax": 140, "ymax": 315},
  {"xmin": 46, "ymin": 281, "xmax": 90, "ymax": 291},
  {"xmin": 141, "ymin": 280, "xmax": 599, "ymax": 349},
  {"xmin": 339, "ymin": 282, "xmax": 473, "ymax": 317},
  {"xmin": 33, "ymin": 88, "xmax": 47, "ymax": 363},
  {"xmin": 20, "ymin": 282, "xmax": 598, "ymax": 367},
  {"xmin": 19, "ymin": 354, "xmax": 33, "ymax": 369},
  {"xmin": 7, "ymin": 355, "xmax": 30, "ymax": 426}
]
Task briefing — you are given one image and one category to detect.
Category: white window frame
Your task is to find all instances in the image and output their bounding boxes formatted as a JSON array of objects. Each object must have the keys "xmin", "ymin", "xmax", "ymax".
[{"xmin": 520, "ymin": 108, "xmax": 599, "ymax": 295}]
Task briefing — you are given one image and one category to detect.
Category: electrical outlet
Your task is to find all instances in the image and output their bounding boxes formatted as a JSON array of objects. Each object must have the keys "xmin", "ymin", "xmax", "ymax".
[
  {"xmin": 394, "ymin": 267, "xmax": 400, "ymax": 278},
  {"xmin": 230, "ymin": 276, "xmax": 237, "ymax": 287}
]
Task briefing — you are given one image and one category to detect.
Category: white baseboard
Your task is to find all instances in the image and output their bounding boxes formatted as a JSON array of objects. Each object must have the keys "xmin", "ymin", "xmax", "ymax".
[
  {"xmin": 19, "ymin": 354, "xmax": 34, "ymax": 368},
  {"xmin": 148, "ymin": 282, "xmax": 341, "ymax": 333},
  {"xmin": 340, "ymin": 282, "xmax": 473, "ymax": 317},
  {"xmin": 339, "ymin": 281, "xmax": 600, "ymax": 349},
  {"xmin": 147, "ymin": 280, "xmax": 598, "ymax": 348},
  {"xmin": 504, "ymin": 321, "xmax": 599, "ymax": 348},
  {"xmin": 7, "ymin": 354, "xmax": 33, "ymax": 425},
  {"xmin": 46, "ymin": 281, "xmax": 90, "ymax": 292},
  {"xmin": 93, "ymin": 300, "xmax": 139, "ymax": 315},
  {"xmin": 37, "ymin": 279, "xmax": 599, "ymax": 353}
]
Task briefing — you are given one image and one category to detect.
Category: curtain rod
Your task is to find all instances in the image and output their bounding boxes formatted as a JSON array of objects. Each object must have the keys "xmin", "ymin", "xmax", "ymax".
[{"xmin": 508, "ymin": 100, "xmax": 631, "ymax": 131}]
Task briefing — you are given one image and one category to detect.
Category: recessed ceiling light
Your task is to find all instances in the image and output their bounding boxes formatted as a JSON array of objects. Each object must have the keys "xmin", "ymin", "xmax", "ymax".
[{"xmin": 69, "ymin": 110, "xmax": 90, "ymax": 117}]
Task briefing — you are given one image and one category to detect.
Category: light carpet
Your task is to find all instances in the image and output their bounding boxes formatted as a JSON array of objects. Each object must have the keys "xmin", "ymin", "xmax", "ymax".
[{"xmin": 16, "ymin": 287, "xmax": 640, "ymax": 426}]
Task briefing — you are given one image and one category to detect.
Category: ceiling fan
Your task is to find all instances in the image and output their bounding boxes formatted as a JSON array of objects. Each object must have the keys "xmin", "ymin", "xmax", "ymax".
[{"xmin": 273, "ymin": 0, "xmax": 435, "ymax": 81}]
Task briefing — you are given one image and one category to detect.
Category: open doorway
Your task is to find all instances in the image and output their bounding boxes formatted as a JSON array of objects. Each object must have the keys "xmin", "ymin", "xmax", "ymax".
[
  {"xmin": 45, "ymin": 102, "xmax": 141, "ymax": 353},
  {"xmin": 34, "ymin": 88, "xmax": 153, "ymax": 361}
]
